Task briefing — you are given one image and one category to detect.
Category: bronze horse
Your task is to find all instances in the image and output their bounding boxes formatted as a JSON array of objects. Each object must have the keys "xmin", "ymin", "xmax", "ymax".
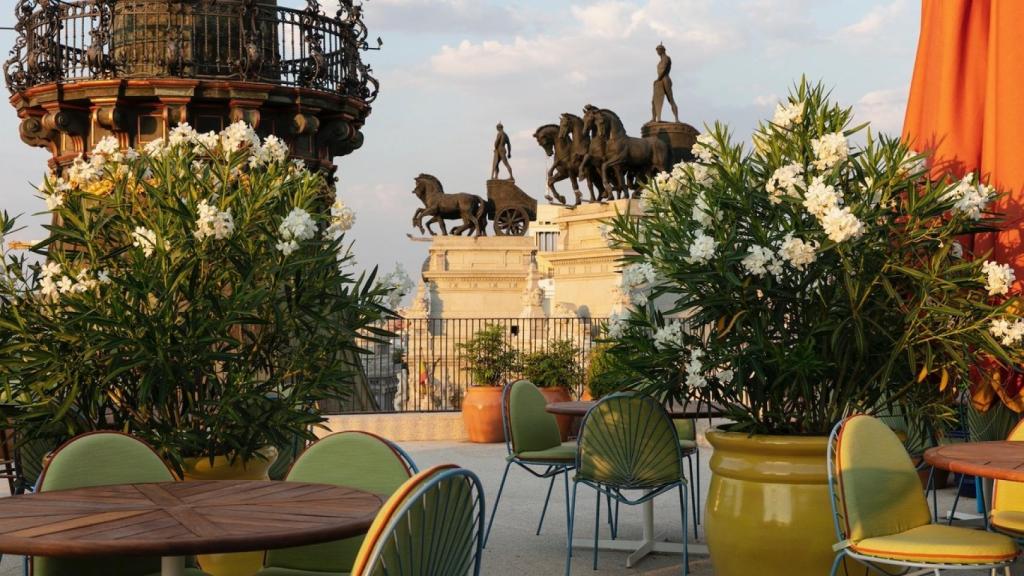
[
  {"xmin": 561, "ymin": 112, "xmax": 607, "ymax": 202},
  {"xmin": 533, "ymin": 123, "xmax": 579, "ymax": 206},
  {"xmin": 411, "ymin": 174, "xmax": 487, "ymax": 236},
  {"xmin": 587, "ymin": 106, "xmax": 668, "ymax": 199}
]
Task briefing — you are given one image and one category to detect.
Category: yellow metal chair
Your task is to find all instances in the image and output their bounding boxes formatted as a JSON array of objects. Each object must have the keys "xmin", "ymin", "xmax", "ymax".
[
  {"xmin": 989, "ymin": 419, "xmax": 1024, "ymax": 539},
  {"xmin": 828, "ymin": 415, "xmax": 1017, "ymax": 575}
]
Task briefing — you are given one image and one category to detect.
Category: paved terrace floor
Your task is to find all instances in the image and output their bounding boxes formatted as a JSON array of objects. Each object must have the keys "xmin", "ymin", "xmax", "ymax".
[{"xmin": 0, "ymin": 440, "xmax": 1019, "ymax": 575}]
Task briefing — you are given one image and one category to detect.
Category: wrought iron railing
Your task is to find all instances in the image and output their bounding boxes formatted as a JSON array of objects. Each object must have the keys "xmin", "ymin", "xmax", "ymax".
[
  {"xmin": 4, "ymin": 0, "xmax": 380, "ymax": 100},
  {"xmin": 344, "ymin": 317, "xmax": 609, "ymax": 414}
]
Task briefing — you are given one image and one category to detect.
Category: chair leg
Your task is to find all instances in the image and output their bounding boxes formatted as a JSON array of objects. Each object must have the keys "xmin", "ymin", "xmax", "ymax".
[
  {"xmin": 612, "ymin": 499, "xmax": 620, "ymax": 540},
  {"xmin": 695, "ymin": 447, "xmax": 702, "ymax": 525},
  {"xmin": 563, "ymin": 467, "xmax": 572, "ymax": 555},
  {"xmin": 925, "ymin": 466, "xmax": 937, "ymax": 522},
  {"xmin": 828, "ymin": 553, "xmax": 843, "ymax": 576},
  {"xmin": 566, "ymin": 482, "xmax": 579, "ymax": 576},
  {"xmin": 594, "ymin": 488, "xmax": 601, "ymax": 570},
  {"xmin": 484, "ymin": 460, "xmax": 513, "ymax": 548},
  {"xmin": 678, "ymin": 484, "xmax": 689, "ymax": 576},
  {"xmin": 687, "ymin": 455, "xmax": 698, "ymax": 535},
  {"xmin": 948, "ymin": 473, "xmax": 966, "ymax": 525},
  {"xmin": 537, "ymin": 469, "xmax": 557, "ymax": 535}
]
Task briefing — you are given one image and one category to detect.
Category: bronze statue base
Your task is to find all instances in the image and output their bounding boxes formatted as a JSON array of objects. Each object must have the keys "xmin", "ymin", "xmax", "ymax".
[{"xmin": 641, "ymin": 121, "xmax": 699, "ymax": 168}]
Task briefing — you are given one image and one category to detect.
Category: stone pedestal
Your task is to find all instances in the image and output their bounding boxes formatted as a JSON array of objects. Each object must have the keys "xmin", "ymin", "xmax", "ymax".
[
  {"xmin": 642, "ymin": 121, "xmax": 699, "ymax": 167},
  {"xmin": 422, "ymin": 235, "xmax": 537, "ymax": 318}
]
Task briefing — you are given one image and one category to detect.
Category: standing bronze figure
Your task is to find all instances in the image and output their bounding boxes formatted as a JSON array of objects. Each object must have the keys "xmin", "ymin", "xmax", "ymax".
[
  {"xmin": 411, "ymin": 174, "xmax": 488, "ymax": 236},
  {"xmin": 651, "ymin": 43, "xmax": 680, "ymax": 123},
  {"xmin": 491, "ymin": 122, "xmax": 514, "ymax": 180}
]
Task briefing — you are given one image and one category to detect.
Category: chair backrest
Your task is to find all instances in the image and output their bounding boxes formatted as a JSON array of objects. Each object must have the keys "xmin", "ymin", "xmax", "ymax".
[
  {"xmin": 264, "ymin": 431, "xmax": 418, "ymax": 572},
  {"xmin": 351, "ymin": 464, "xmax": 485, "ymax": 576},
  {"xmin": 992, "ymin": 418, "xmax": 1024, "ymax": 514},
  {"xmin": 33, "ymin": 432, "xmax": 175, "ymax": 576},
  {"xmin": 674, "ymin": 419, "xmax": 696, "ymax": 442},
  {"xmin": 502, "ymin": 379, "xmax": 562, "ymax": 456},
  {"xmin": 576, "ymin": 392, "xmax": 682, "ymax": 489},
  {"xmin": 827, "ymin": 415, "xmax": 932, "ymax": 544}
]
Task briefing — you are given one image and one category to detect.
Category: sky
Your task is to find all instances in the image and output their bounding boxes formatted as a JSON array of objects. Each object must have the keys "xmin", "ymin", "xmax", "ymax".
[{"xmin": 0, "ymin": 0, "xmax": 922, "ymax": 284}]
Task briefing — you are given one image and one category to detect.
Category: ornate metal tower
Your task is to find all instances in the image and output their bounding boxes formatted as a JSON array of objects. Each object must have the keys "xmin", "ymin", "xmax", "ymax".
[{"xmin": 4, "ymin": 0, "xmax": 380, "ymax": 178}]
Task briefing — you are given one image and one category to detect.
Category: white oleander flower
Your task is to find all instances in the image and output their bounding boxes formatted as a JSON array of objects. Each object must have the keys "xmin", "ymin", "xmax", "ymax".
[
  {"xmin": 685, "ymin": 348, "xmax": 706, "ymax": 388},
  {"xmin": 277, "ymin": 207, "xmax": 317, "ymax": 255},
  {"xmin": 97, "ymin": 269, "xmax": 111, "ymax": 284},
  {"xmin": 654, "ymin": 322, "xmax": 686, "ymax": 350},
  {"xmin": 56, "ymin": 276, "xmax": 74, "ymax": 294},
  {"xmin": 766, "ymin": 163, "xmax": 804, "ymax": 204},
  {"xmin": 651, "ymin": 171, "xmax": 682, "ymax": 200},
  {"xmin": 803, "ymin": 176, "xmax": 842, "ymax": 219},
  {"xmin": 983, "ymin": 260, "xmax": 1016, "ymax": 296},
  {"xmin": 692, "ymin": 194, "xmax": 718, "ymax": 227},
  {"xmin": 811, "ymin": 132, "xmax": 848, "ymax": 171},
  {"xmin": 717, "ymin": 368, "xmax": 734, "ymax": 385},
  {"xmin": 221, "ymin": 121, "xmax": 261, "ymax": 153},
  {"xmin": 327, "ymin": 198, "xmax": 355, "ymax": 235},
  {"xmin": 686, "ymin": 230, "xmax": 716, "ymax": 264},
  {"xmin": 66, "ymin": 154, "xmax": 102, "ymax": 188},
  {"xmin": 193, "ymin": 131, "xmax": 220, "ymax": 154},
  {"xmin": 44, "ymin": 192, "xmax": 65, "ymax": 211},
  {"xmin": 692, "ymin": 133, "xmax": 715, "ymax": 163},
  {"xmin": 92, "ymin": 136, "xmax": 120, "ymax": 157},
  {"xmin": 943, "ymin": 174, "xmax": 993, "ymax": 220},
  {"xmin": 742, "ymin": 245, "xmax": 779, "ymax": 277},
  {"xmin": 990, "ymin": 318, "xmax": 1024, "ymax": 347},
  {"xmin": 194, "ymin": 200, "xmax": 235, "ymax": 241},
  {"xmin": 168, "ymin": 123, "xmax": 199, "ymax": 147},
  {"xmin": 41, "ymin": 261, "xmax": 61, "ymax": 280},
  {"xmin": 779, "ymin": 234, "xmax": 818, "ymax": 270},
  {"xmin": 771, "ymin": 100, "xmax": 805, "ymax": 128},
  {"xmin": 39, "ymin": 275, "xmax": 58, "ymax": 299},
  {"xmin": 606, "ymin": 310, "xmax": 627, "ymax": 339},
  {"xmin": 144, "ymin": 138, "xmax": 167, "ymax": 158},
  {"xmin": 621, "ymin": 262, "xmax": 657, "ymax": 290},
  {"xmin": 250, "ymin": 135, "xmax": 290, "ymax": 168},
  {"xmin": 950, "ymin": 241, "xmax": 964, "ymax": 259},
  {"xmin": 820, "ymin": 206, "xmax": 863, "ymax": 243},
  {"xmin": 132, "ymin": 226, "xmax": 158, "ymax": 257}
]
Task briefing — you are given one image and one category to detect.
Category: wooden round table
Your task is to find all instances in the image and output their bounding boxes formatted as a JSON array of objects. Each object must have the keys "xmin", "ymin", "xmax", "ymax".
[
  {"xmin": 924, "ymin": 441, "xmax": 1024, "ymax": 481},
  {"xmin": 0, "ymin": 480, "xmax": 383, "ymax": 576},
  {"xmin": 546, "ymin": 400, "xmax": 724, "ymax": 419}
]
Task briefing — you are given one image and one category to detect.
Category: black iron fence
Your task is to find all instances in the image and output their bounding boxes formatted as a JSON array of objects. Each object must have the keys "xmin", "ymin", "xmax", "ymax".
[{"xmin": 341, "ymin": 317, "xmax": 608, "ymax": 414}]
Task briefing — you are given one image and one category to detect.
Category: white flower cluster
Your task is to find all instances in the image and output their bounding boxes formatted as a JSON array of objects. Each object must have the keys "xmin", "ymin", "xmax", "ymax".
[
  {"xmin": 802, "ymin": 177, "xmax": 863, "ymax": 243},
  {"xmin": 653, "ymin": 322, "xmax": 686, "ymax": 350},
  {"xmin": 990, "ymin": 318, "xmax": 1024, "ymax": 347},
  {"xmin": 898, "ymin": 150, "xmax": 927, "ymax": 177},
  {"xmin": 327, "ymin": 198, "xmax": 356, "ymax": 235},
  {"xmin": 249, "ymin": 135, "xmax": 290, "ymax": 168},
  {"xmin": 742, "ymin": 245, "xmax": 783, "ymax": 277},
  {"xmin": 686, "ymin": 230, "xmax": 716, "ymax": 264},
  {"xmin": 169, "ymin": 124, "xmax": 199, "ymax": 148},
  {"xmin": 766, "ymin": 163, "xmax": 804, "ymax": 204},
  {"xmin": 685, "ymin": 348, "xmax": 706, "ymax": 389},
  {"xmin": 66, "ymin": 154, "xmax": 103, "ymax": 188},
  {"xmin": 779, "ymin": 234, "xmax": 818, "ymax": 270},
  {"xmin": 221, "ymin": 121, "xmax": 261, "ymax": 153},
  {"xmin": 42, "ymin": 170, "xmax": 71, "ymax": 210},
  {"xmin": 194, "ymin": 200, "xmax": 235, "ymax": 241},
  {"xmin": 621, "ymin": 262, "xmax": 658, "ymax": 306},
  {"xmin": 772, "ymin": 100, "xmax": 805, "ymax": 129},
  {"xmin": 38, "ymin": 262, "xmax": 109, "ymax": 301},
  {"xmin": 942, "ymin": 173, "xmax": 994, "ymax": 220},
  {"xmin": 692, "ymin": 133, "xmax": 716, "ymax": 163},
  {"xmin": 132, "ymin": 227, "xmax": 158, "ymax": 257},
  {"xmin": 983, "ymin": 260, "xmax": 1016, "ymax": 296},
  {"xmin": 810, "ymin": 132, "xmax": 848, "ymax": 171},
  {"xmin": 692, "ymin": 194, "xmax": 718, "ymax": 227},
  {"xmin": 606, "ymin": 309, "xmax": 627, "ymax": 339},
  {"xmin": 276, "ymin": 207, "xmax": 317, "ymax": 256},
  {"xmin": 803, "ymin": 177, "xmax": 842, "ymax": 218}
]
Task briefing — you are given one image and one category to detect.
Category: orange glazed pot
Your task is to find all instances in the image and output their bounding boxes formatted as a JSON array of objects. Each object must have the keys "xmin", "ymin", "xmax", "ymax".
[
  {"xmin": 538, "ymin": 386, "xmax": 573, "ymax": 441},
  {"xmin": 462, "ymin": 386, "xmax": 505, "ymax": 443}
]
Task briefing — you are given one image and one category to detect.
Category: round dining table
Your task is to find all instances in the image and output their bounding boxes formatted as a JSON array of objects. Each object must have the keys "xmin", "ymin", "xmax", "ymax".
[
  {"xmin": 545, "ymin": 399, "xmax": 722, "ymax": 567},
  {"xmin": 924, "ymin": 441, "xmax": 1024, "ymax": 482},
  {"xmin": 0, "ymin": 479, "xmax": 383, "ymax": 576}
]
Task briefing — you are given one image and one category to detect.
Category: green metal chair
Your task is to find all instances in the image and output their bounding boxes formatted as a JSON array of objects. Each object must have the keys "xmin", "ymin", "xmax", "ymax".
[
  {"xmin": 674, "ymin": 419, "xmax": 701, "ymax": 534},
  {"xmin": 484, "ymin": 379, "xmax": 576, "ymax": 548},
  {"xmin": 566, "ymin": 392, "xmax": 689, "ymax": 576},
  {"xmin": 31, "ymin": 431, "xmax": 210, "ymax": 576},
  {"xmin": 349, "ymin": 464, "xmax": 485, "ymax": 576},
  {"xmin": 256, "ymin": 431, "xmax": 418, "ymax": 576},
  {"xmin": 827, "ymin": 415, "xmax": 1018, "ymax": 576}
]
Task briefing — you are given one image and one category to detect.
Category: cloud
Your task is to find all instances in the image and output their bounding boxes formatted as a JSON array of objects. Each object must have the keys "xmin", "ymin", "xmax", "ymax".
[
  {"xmin": 358, "ymin": 0, "xmax": 528, "ymax": 36},
  {"xmin": 854, "ymin": 88, "xmax": 907, "ymax": 134},
  {"xmin": 835, "ymin": 0, "xmax": 909, "ymax": 41}
]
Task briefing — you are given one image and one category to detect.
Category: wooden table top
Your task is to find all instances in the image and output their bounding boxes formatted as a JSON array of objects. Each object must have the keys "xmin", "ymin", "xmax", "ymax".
[
  {"xmin": 924, "ymin": 442, "xmax": 1024, "ymax": 482},
  {"xmin": 545, "ymin": 400, "xmax": 724, "ymax": 419},
  {"xmin": 0, "ymin": 480, "xmax": 383, "ymax": 558}
]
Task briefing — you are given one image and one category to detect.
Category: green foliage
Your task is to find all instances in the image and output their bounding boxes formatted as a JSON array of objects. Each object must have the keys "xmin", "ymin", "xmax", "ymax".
[
  {"xmin": 603, "ymin": 79, "xmax": 1024, "ymax": 435},
  {"xmin": 585, "ymin": 343, "xmax": 625, "ymax": 399},
  {"xmin": 520, "ymin": 339, "xmax": 582, "ymax": 388},
  {"xmin": 0, "ymin": 125, "xmax": 390, "ymax": 470},
  {"xmin": 457, "ymin": 325, "xmax": 518, "ymax": 387}
]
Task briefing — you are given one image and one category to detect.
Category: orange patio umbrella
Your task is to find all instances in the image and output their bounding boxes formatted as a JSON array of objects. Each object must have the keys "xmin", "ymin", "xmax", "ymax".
[{"xmin": 903, "ymin": 0, "xmax": 1024, "ymax": 412}]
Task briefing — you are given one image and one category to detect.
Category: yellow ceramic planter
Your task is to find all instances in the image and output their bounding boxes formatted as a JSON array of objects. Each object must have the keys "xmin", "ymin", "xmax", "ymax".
[
  {"xmin": 705, "ymin": 430, "xmax": 835, "ymax": 576},
  {"xmin": 181, "ymin": 447, "xmax": 278, "ymax": 576}
]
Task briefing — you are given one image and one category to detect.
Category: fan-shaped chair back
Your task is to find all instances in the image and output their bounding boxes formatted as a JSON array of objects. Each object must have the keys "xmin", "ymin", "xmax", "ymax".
[
  {"xmin": 33, "ymin": 432, "xmax": 175, "ymax": 576},
  {"xmin": 576, "ymin": 392, "xmax": 682, "ymax": 489},
  {"xmin": 993, "ymin": 419, "xmax": 1024, "ymax": 515},
  {"xmin": 503, "ymin": 379, "xmax": 562, "ymax": 456},
  {"xmin": 829, "ymin": 415, "xmax": 932, "ymax": 543},
  {"xmin": 263, "ymin": 431, "xmax": 417, "ymax": 573},
  {"xmin": 351, "ymin": 464, "xmax": 484, "ymax": 576}
]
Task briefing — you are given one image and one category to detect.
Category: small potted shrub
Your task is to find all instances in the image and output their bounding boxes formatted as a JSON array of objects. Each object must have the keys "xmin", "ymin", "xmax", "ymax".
[
  {"xmin": 457, "ymin": 325, "xmax": 517, "ymax": 442},
  {"xmin": 584, "ymin": 342, "xmax": 623, "ymax": 400},
  {"xmin": 520, "ymin": 339, "xmax": 582, "ymax": 439}
]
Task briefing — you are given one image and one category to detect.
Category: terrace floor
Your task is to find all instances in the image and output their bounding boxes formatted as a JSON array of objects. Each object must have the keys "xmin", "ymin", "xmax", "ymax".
[{"xmin": 0, "ymin": 440, "xmax": 1018, "ymax": 575}]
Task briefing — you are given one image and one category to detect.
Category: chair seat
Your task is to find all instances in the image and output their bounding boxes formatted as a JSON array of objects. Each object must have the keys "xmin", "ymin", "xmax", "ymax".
[
  {"xmin": 679, "ymin": 439, "xmax": 697, "ymax": 451},
  {"xmin": 514, "ymin": 442, "xmax": 576, "ymax": 463},
  {"xmin": 991, "ymin": 510, "xmax": 1024, "ymax": 536},
  {"xmin": 852, "ymin": 524, "xmax": 1018, "ymax": 565},
  {"xmin": 255, "ymin": 568, "xmax": 349, "ymax": 576}
]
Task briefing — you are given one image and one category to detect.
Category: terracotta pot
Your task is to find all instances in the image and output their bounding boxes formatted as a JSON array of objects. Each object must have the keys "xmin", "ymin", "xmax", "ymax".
[
  {"xmin": 581, "ymin": 388, "xmax": 594, "ymax": 401},
  {"xmin": 705, "ymin": 430, "xmax": 835, "ymax": 576},
  {"xmin": 181, "ymin": 447, "xmax": 278, "ymax": 576},
  {"xmin": 462, "ymin": 386, "xmax": 505, "ymax": 443},
  {"xmin": 538, "ymin": 386, "xmax": 573, "ymax": 441}
]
